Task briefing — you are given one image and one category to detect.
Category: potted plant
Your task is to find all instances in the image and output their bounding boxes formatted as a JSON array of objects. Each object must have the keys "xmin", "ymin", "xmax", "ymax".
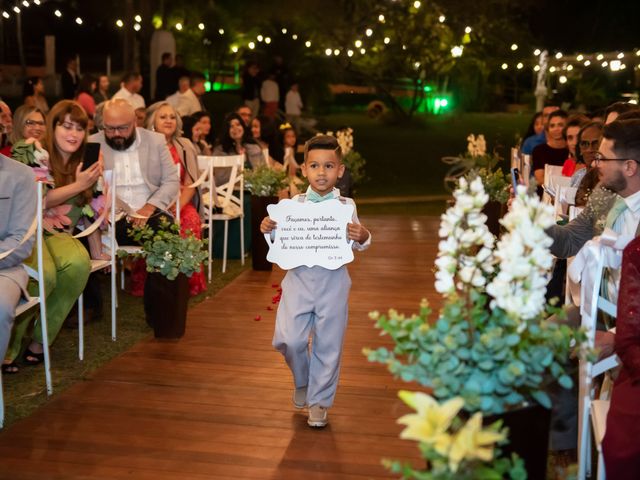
[
  {"xmin": 119, "ymin": 218, "xmax": 208, "ymax": 339},
  {"xmin": 323, "ymin": 127, "xmax": 368, "ymax": 197},
  {"xmin": 244, "ymin": 165, "xmax": 289, "ymax": 270},
  {"xmin": 365, "ymin": 178, "xmax": 585, "ymax": 478},
  {"xmin": 442, "ymin": 134, "xmax": 509, "ymax": 236}
]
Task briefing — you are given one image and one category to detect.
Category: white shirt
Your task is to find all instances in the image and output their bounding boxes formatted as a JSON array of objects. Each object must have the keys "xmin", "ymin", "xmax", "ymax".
[
  {"xmin": 113, "ymin": 87, "xmax": 146, "ymax": 110},
  {"xmin": 608, "ymin": 189, "xmax": 640, "ymax": 301},
  {"xmin": 113, "ymin": 132, "xmax": 151, "ymax": 212},
  {"xmin": 167, "ymin": 88, "xmax": 202, "ymax": 117},
  {"xmin": 285, "ymin": 90, "xmax": 303, "ymax": 115},
  {"xmin": 260, "ymin": 79, "xmax": 279, "ymax": 103}
]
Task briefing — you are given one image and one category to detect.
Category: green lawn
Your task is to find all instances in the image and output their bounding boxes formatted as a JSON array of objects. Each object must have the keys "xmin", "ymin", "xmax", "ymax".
[{"xmin": 316, "ymin": 112, "xmax": 531, "ymax": 198}]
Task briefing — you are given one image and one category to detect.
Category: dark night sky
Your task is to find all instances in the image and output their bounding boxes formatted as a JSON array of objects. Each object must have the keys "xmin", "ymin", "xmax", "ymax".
[{"xmin": 529, "ymin": 0, "xmax": 640, "ymax": 52}]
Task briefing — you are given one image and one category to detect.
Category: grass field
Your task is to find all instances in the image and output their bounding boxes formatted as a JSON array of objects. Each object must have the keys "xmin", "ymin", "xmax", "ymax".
[{"xmin": 316, "ymin": 112, "xmax": 531, "ymax": 198}]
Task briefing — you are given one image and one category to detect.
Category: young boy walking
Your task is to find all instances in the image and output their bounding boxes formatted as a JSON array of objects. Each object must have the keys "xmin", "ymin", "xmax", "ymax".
[{"xmin": 260, "ymin": 135, "xmax": 371, "ymax": 428}]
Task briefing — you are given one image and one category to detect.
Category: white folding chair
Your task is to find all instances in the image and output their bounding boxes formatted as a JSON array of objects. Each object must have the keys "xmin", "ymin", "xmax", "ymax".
[
  {"xmin": 510, "ymin": 147, "xmax": 522, "ymax": 172},
  {"xmin": 522, "ymin": 154, "xmax": 531, "ymax": 187},
  {"xmin": 565, "ymin": 205, "xmax": 584, "ymax": 306},
  {"xmin": 542, "ymin": 165, "xmax": 566, "ymax": 204},
  {"xmin": 1, "ymin": 182, "xmax": 52, "ymax": 428},
  {"xmin": 199, "ymin": 155, "xmax": 245, "ymax": 277},
  {"xmin": 577, "ymin": 243, "xmax": 622, "ymax": 480},
  {"xmin": 73, "ymin": 171, "xmax": 118, "ymax": 359}
]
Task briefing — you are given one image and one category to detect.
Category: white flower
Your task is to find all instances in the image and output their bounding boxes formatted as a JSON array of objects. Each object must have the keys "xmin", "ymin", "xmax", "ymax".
[{"xmin": 486, "ymin": 188, "xmax": 555, "ymax": 321}]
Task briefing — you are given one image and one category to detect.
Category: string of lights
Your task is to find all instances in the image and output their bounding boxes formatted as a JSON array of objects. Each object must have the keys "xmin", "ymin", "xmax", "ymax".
[{"xmin": 1, "ymin": 0, "xmax": 638, "ymax": 74}]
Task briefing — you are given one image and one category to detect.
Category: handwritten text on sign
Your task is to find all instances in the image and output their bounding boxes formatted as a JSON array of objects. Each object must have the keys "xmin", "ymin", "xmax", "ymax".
[{"xmin": 264, "ymin": 199, "xmax": 354, "ymax": 270}]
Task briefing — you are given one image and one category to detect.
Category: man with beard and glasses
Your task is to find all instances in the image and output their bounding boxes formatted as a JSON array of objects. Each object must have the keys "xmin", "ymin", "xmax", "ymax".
[
  {"xmin": 89, "ymin": 98, "xmax": 178, "ymax": 235},
  {"xmin": 541, "ymin": 119, "xmax": 640, "ymax": 471}
]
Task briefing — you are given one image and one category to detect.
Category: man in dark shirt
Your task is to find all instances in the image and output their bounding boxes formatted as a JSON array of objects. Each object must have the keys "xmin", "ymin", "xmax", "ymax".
[
  {"xmin": 61, "ymin": 56, "xmax": 79, "ymax": 100},
  {"xmin": 155, "ymin": 52, "xmax": 174, "ymax": 101}
]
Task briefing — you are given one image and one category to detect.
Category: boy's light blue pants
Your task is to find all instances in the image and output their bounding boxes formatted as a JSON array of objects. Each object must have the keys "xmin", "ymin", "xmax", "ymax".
[{"xmin": 273, "ymin": 265, "xmax": 351, "ymax": 408}]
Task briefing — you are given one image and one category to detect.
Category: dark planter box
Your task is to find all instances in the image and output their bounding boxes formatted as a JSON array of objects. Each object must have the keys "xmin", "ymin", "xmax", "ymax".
[
  {"xmin": 250, "ymin": 195, "xmax": 278, "ymax": 271},
  {"xmin": 144, "ymin": 272, "xmax": 189, "ymax": 339},
  {"xmin": 485, "ymin": 404, "xmax": 551, "ymax": 479}
]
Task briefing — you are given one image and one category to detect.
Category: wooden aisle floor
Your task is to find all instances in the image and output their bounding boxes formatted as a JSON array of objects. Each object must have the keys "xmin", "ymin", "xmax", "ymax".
[{"xmin": 0, "ymin": 215, "xmax": 441, "ymax": 480}]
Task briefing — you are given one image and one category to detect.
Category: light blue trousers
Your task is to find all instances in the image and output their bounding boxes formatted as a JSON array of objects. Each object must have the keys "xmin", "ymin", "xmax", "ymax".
[{"xmin": 273, "ymin": 265, "xmax": 351, "ymax": 408}]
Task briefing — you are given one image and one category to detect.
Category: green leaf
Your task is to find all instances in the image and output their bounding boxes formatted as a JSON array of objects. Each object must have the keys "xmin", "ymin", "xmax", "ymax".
[
  {"xmin": 558, "ymin": 374, "xmax": 573, "ymax": 389},
  {"xmin": 531, "ymin": 390, "xmax": 551, "ymax": 409}
]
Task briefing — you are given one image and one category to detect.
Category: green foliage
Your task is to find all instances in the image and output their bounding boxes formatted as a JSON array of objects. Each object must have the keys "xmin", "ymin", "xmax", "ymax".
[
  {"xmin": 343, "ymin": 150, "xmax": 368, "ymax": 185},
  {"xmin": 117, "ymin": 218, "xmax": 208, "ymax": 281},
  {"xmin": 384, "ymin": 451, "xmax": 526, "ymax": 480},
  {"xmin": 472, "ymin": 168, "xmax": 510, "ymax": 204},
  {"xmin": 244, "ymin": 165, "xmax": 289, "ymax": 197},
  {"xmin": 366, "ymin": 298, "xmax": 585, "ymax": 415}
]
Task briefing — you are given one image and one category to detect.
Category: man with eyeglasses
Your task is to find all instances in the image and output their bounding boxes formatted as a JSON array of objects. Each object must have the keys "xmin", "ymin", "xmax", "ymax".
[
  {"xmin": 89, "ymin": 98, "xmax": 178, "ymax": 231},
  {"xmin": 544, "ymin": 119, "xmax": 640, "ymax": 460}
]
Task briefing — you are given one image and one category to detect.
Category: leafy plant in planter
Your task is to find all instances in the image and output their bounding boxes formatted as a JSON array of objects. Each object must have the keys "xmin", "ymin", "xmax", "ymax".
[
  {"xmin": 443, "ymin": 134, "xmax": 509, "ymax": 205},
  {"xmin": 244, "ymin": 165, "xmax": 289, "ymax": 197},
  {"xmin": 118, "ymin": 218, "xmax": 208, "ymax": 338},
  {"xmin": 120, "ymin": 217, "xmax": 208, "ymax": 280},
  {"xmin": 365, "ymin": 178, "xmax": 586, "ymax": 477}
]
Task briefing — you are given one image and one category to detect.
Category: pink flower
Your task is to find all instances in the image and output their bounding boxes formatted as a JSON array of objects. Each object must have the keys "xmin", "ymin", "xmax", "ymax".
[{"xmin": 43, "ymin": 204, "xmax": 73, "ymax": 233}]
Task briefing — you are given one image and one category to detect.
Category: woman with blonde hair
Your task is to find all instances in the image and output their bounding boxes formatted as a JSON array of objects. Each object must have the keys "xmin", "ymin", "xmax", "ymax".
[{"xmin": 144, "ymin": 101, "xmax": 206, "ymax": 295}]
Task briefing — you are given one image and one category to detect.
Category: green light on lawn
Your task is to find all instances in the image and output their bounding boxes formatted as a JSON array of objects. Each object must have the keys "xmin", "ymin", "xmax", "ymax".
[{"xmin": 204, "ymin": 81, "xmax": 212, "ymax": 92}]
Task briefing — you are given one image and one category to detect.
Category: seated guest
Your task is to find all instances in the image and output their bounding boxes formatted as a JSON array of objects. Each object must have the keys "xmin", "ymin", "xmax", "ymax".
[
  {"xmin": 135, "ymin": 107, "xmax": 146, "ymax": 128},
  {"xmin": 22, "ymin": 76, "xmax": 49, "ymax": 114},
  {"xmin": 183, "ymin": 111, "xmax": 214, "ymax": 156},
  {"xmin": 561, "ymin": 114, "xmax": 589, "ymax": 176},
  {"xmin": 212, "ymin": 112, "xmax": 264, "ymax": 185},
  {"xmin": 236, "ymin": 105, "xmax": 253, "ymax": 129},
  {"xmin": 532, "ymin": 109, "xmax": 568, "ymax": 192},
  {"xmin": 112, "ymin": 72, "xmax": 146, "ymax": 109},
  {"xmin": 93, "ymin": 75, "xmax": 110, "ymax": 104},
  {"xmin": 89, "ymin": 98, "xmax": 178, "ymax": 243},
  {"xmin": 545, "ymin": 119, "xmax": 640, "ymax": 456},
  {"xmin": 251, "ymin": 115, "xmax": 282, "ymax": 170},
  {"xmin": 168, "ymin": 73, "xmax": 206, "ymax": 117},
  {"xmin": 10, "ymin": 105, "xmax": 47, "ymax": 146},
  {"xmin": 4, "ymin": 100, "xmax": 102, "ymax": 372},
  {"xmin": 0, "ymin": 101, "xmax": 13, "ymax": 157},
  {"xmin": 522, "ymin": 111, "xmax": 544, "ymax": 144},
  {"xmin": 522, "ymin": 104, "xmax": 560, "ymax": 155},
  {"xmin": 604, "ymin": 101, "xmax": 640, "ymax": 125},
  {"xmin": 144, "ymin": 101, "xmax": 205, "ymax": 295},
  {"xmin": 603, "ymin": 236, "xmax": 640, "ymax": 479},
  {"xmin": 75, "ymin": 74, "xmax": 97, "ymax": 118},
  {"xmin": 571, "ymin": 121, "xmax": 603, "ymax": 206},
  {"xmin": 89, "ymin": 98, "xmax": 179, "ymax": 301},
  {"xmin": 0, "ymin": 155, "xmax": 36, "ymax": 374}
]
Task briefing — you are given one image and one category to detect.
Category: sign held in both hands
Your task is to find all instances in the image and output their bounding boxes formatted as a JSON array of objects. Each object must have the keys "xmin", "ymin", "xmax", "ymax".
[{"xmin": 264, "ymin": 199, "xmax": 354, "ymax": 270}]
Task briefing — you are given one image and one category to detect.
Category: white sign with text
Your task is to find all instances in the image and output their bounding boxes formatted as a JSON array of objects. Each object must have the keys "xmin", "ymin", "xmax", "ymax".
[{"xmin": 264, "ymin": 199, "xmax": 354, "ymax": 270}]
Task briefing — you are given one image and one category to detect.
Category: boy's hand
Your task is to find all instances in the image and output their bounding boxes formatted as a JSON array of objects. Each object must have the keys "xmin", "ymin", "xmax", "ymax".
[
  {"xmin": 347, "ymin": 223, "xmax": 369, "ymax": 244},
  {"xmin": 260, "ymin": 217, "xmax": 277, "ymax": 234}
]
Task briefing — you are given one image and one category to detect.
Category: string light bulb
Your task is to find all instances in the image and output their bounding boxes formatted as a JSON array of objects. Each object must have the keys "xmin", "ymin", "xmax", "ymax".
[
  {"xmin": 549, "ymin": 66, "xmax": 556, "ymax": 72},
  {"xmin": 2, "ymin": 11, "xmax": 9, "ymax": 19},
  {"xmin": 13, "ymin": 6, "xmax": 20, "ymax": 13},
  {"xmin": 576, "ymin": 54, "xmax": 584, "ymax": 61},
  {"xmin": 231, "ymin": 46, "xmax": 238, "ymax": 53},
  {"xmin": 325, "ymin": 48, "xmax": 332, "ymax": 56},
  {"xmin": 511, "ymin": 44, "xmax": 518, "ymax": 51},
  {"xmin": 555, "ymin": 52, "xmax": 563, "ymax": 59},
  {"xmin": 567, "ymin": 64, "xmax": 573, "ymax": 71},
  {"xmin": 439, "ymin": 15, "xmax": 446, "ymax": 23},
  {"xmin": 198, "ymin": 23, "xmax": 205, "ymax": 31},
  {"xmin": 347, "ymin": 49, "xmax": 354, "ymax": 57},
  {"xmin": 378, "ymin": 14, "xmax": 385, "ymax": 22},
  {"xmin": 516, "ymin": 62, "xmax": 523, "ymax": 69},
  {"xmin": 257, "ymin": 35, "xmax": 263, "ymax": 42},
  {"xmin": 413, "ymin": 1, "xmax": 421, "ymax": 8},
  {"xmin": 54, "ymin": 10, "xmax": 62, "ymax": 18},
  {"xmin": 281, "ymin": 28, "xmax": 287, "ymax": 34},
  {"xmin": 534, "ymin": 48, "xmax": 541, "ymax": 56},
  {"xmin": 134, "ymin": 15, "xmax": 141, "ymax": 22},
  {"xmin": 248, "ymin": 41, "xmax": 255, "ymax": 49},
  {"xmin": 360, "ymin": 48, "xmax": 366, "ymax": 54},
  {"xmin": 584, "ymin": 60, "xmax": 591, "ymax": 66},
  {"xmin": 596, "ymin": 53, "xmax": 604, "ymax": 60},
  {"xmin": 464, "ymin": 26, "xmax": 472, "ymax": 34},
  {"xmin": 501, "ymin": 63, "xmax": 508, "ymax": 70},
  {"xmin": 534, "ymin": 65, "xmax": 541, "ymax": 71},
  {"xmin": 218, "ymin": 28, "xmax": 224, "ymax": 35},
  {"xmin": 365, "ymin": 28, "xmax": 373, "ymax": 37},
  {"xmin": 333, "ymin": 48, "xmax": 340, "ymax": 56},
  {"xmin": 292, "ymin": 34, "xmax": 298, "ymax": 40},
  {"xmin": 265, "ymin": 37, "xmax": 271, "ymax": 44},
  {"xmin": 559, "ymin": 75, "xmax": 567, "ymax": 84},
  {"xmin": 133, "ymin": 23, "xmax": 141, "ymax": 31},
  {"xmin": 383, "ymin": 37, "xmax": 390, "ymax": 45},
  {"xmin": 617, "ymin": 52, "xmax": 624, "ymax": 59},
  {"xmin": 22, "ymin": 1, "xmax": 29, "ymax": 7},
  {"xmin": 451, "ymin": 45, "xmax": 463, "ymax": 57},
  {"xmin": 354, "ymin": 40, "xmax": 362, "ymax": 48},
  {"xmin": 75, "ymin": 17, "xmax": 83, "ymax": 25},
  {"xmin": 116, "ymin": 19, "xmax": 123, "ymax": 27},
  {"xmin": 305, "ymin": 40, "xmax": 311, "ymax": 48}
]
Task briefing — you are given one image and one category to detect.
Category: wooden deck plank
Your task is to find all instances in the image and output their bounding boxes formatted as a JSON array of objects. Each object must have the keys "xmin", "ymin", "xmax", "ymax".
[{"xmin": 0, "ymin": 215, "xmax": 440, "ymax": 479}]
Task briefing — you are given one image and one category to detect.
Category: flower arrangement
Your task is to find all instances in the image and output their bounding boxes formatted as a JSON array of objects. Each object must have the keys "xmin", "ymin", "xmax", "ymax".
[
  {"xmin": 244, "ymin": 165, "xmax": 289, "ymax": 197},
  {"xmin": 119, "ymin": 218, "xmax": 208, "ymax": 281},
  {"xmin": 443, "ymin": 134, "xmax": 510, "ymax": 204},
  {"xmin": 386, "ymin": 390, "xmax": 526, "ymax": 479},
  {"xmin": 366, "ymin": 177, "xmax": 583, "ymax": 415}
]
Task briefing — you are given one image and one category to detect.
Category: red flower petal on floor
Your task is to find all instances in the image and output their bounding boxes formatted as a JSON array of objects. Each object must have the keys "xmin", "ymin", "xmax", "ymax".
[
  {"xmin": 271, "ymin": 284, "xmax": 279, "ymax": 288},
  {"xmin": 267, "ymin": 306, "xmax": 273, "ymax": 311},
  {"xmin": 254, "ymin": 315, "xmax": 261, "ymax": 321}
]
